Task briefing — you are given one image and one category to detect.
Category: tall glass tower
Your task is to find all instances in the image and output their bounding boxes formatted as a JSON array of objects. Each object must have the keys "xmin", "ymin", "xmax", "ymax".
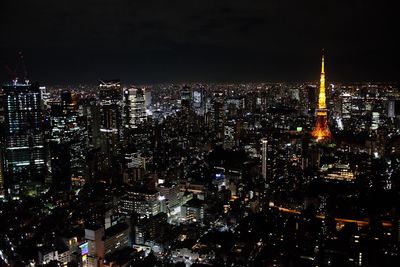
[
  {"xmin": 1, "ymin": 82, "xmax": 45, "ymax": 193},
  {"xmin": 99, "ymin": 79, "xmax": 122, "ymax": 155},
  {"xmin": 261, "ymin": 138, "xmax": 268, "ymax": 180},
  {"xmin": 123, "ymin": 87, "xmax": 146, "ymax": 129}
]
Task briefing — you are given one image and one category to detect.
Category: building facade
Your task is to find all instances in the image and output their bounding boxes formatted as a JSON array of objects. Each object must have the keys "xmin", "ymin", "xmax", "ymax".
[{"xmin": 1, "ymin": 82, "xmax": 45, "ymax": 194}]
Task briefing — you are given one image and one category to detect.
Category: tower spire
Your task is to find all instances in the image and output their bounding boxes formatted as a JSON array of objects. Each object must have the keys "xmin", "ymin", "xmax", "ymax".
[
  {"xmin": 318, "ymin": 50, "xmax": 326, "ymax": 109},
  {"xmin": 312, "ymin": 50, "xmax": 332, "ymax": 141},
  {"xmin": 321, "ymin": 49, "xmax": 325, "ymax": 74}
]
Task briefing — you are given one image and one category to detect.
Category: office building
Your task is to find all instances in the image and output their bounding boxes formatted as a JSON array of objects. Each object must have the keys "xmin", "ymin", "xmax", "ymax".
[
  {"xmin": 123, "ymin": 87, "xmax": 146, "ymax": 129},
  {"xmin": 1, "ymin": 82, "xmax": 45, "ymax": 194},
  {"xmin": 261, "ymin": 138, "xmax": 268, "ymax": 180},
  {"xmin": 99, "ymin": 79, "xmax": 122, "ymax": 157}
]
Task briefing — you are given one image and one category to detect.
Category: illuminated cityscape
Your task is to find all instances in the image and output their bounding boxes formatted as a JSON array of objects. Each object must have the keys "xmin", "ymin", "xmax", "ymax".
[{"xmin": 0, "ymin": 1, "xmax": 399, "ymax": 267}]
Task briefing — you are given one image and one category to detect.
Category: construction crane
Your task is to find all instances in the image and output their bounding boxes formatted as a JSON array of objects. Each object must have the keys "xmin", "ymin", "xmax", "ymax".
[{"xmin": 2, "ymin": 51, "xmax": 29, "ymax": 84}]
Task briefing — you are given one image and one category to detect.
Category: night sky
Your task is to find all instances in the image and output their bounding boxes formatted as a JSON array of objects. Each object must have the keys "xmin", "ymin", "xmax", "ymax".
[{"xmin": 0, "ymin": 0, "xmax": 398, "ymax": 84}]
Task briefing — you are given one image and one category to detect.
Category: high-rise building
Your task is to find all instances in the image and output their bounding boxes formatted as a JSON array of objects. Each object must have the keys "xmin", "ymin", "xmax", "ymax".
[
  {"xmin": 311, "ymin": 51, "xmax": 332, "ymax": 141},
  {"xmin": 123, "ymin": 87, "xmax": 146, "ymax": 129},
  {"xmin": 99, "ymin": 80, "xmax": 122, "ymax": 105},
  {"xmin": 99, "ymin": 80, "xmax": 122, "ymax": 172},
  {"xmin": 224, "ymin": 120, "xmax": 236, "ymax": 150},
  {"xmin": 82, "ymin": 98, "xmax": 101, "ymax": 149},
  {"xmin": 340, "ymin": 92, "xmax": 352, "ymax": 118},
  {"xmin": 99, "ymin": 79, "xmax": 122, "ymax": 148},
  {"xmin": 208, "ymin": 92, "xmax": 225, "ymax": 140},
  {"xmin": 306, "ymin": 85, "xmax": 317, "ymax": 113},
  {"xmin": 180, "ymin": 86, "xmax": 191, "ymax": 110},
  {"xmin": 388, "ymin": 100, "xmax": 395, "ymax": 118},
  {"xmin": 321, "ymin": 163, "xmax": 355, "ymax": 182},
  {"xmin": 0, "ymin": 151, "xmax": 4, "ymax": 197},
  {"xmin": 123, "ymin": 152, "xmax": 146, "ymax": 184},
  {"xmin": 118, "ymin": 187, "xmax": 162, "ymax": 218},
  {"xmin": 144, "ymin": 88, "xmax": 152, "ymax": 108},
  {"xmin": 39, "ymin": 86, "xmax": 50, "ymax": 110},
  {"xmin": 48, "ymin": 91, "xmax": 87, "ymax": 190},
  {"xmin": 1, "ymin": 82, "xmax": 45, "ymax": 194},
  {"xmin": 261, "ymin": 138, "xmax": 268, "ymax": 180},
  {"xmin": 192, "ymin": 88, "xmax": 203, "ymax": 109}
]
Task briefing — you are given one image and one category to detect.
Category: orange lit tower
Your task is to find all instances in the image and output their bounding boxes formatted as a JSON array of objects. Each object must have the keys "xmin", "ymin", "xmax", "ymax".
[{"xmin": 311, "ymin": 50, "xmax": 332, "ymax": 141}]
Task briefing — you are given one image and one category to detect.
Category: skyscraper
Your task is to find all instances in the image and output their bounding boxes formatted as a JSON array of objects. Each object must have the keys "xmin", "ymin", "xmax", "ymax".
[
  {"xmin": 99, "ymin": 79, "xmax": 122, "ymax": 133},
  {"xmin": 123, "ymin": 87, "xmax": 146, "ymax": 129},
  {"xmin": 48, "ymin": 91, "xmax": 86, "ymax": 190},
  {"xmin": 209, "ymin": 92, "xmax": 225, "ymax": 141},
  {"xmin": 311, "ymin": 51, "xmax": 332, "ymax": 141},
  {"xmin": 1, "ymin": 81, "xmax": 45, "ymax": 194},
  {"xmin": 0, "ymin": 152, "xmax": 4, "ymax": 197},
  {"xmin": 261, "ymin": 138, "xmax": 268, "ymax": 180},
  {"xmin": 99, "ymin": 79, "xmax": 122, "ymax": 158}
]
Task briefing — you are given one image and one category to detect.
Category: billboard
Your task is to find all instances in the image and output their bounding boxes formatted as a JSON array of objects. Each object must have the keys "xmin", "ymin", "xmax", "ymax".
[{"xmin": 79, "ymin": 242, "xmax": 89, "ymax": 255}]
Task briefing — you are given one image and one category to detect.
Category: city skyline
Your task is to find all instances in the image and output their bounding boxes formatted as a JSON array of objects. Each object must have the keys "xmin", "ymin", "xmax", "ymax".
[
  {"xmin": 1, "ymin": 56, "xmax": 399, "ymax": 267},
  {"xmin": 1, "ymin": 2, "xmax": 399, "ymax": 267}
]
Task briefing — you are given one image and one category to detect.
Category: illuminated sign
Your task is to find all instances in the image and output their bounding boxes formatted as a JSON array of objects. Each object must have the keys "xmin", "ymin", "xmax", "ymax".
[{"xmin": 79, "ymin": 242, "xmax": 89, "ymax": 255}]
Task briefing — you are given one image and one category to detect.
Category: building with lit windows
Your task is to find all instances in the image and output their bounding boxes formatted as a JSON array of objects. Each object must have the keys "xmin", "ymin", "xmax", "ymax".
[
  {"xmin": 0, "ymin": 152, "xmax": 4, "ymax": 197},
  {"xmin": 134, "ymin": 212, "xmax": 167, "ymax": 245},
  {"xmin": 181, "ymin": 197, "xmax": 204, "ymax": 224},
  {"xmin": 321, "ymin": 163, "xmax": 355, "ymax": 182},
  {"xmin": 156, "ymin": 182, "xmax": 181, "ymax": 211},
  {"xmin": 224, "ymin": 120, "xmax": 236, "ymax": 150},
  {"xmin": 208, "ymin": 92, "xmax": 225, "ymax": 140},
  {"xmin": 261, "ymin": 138, "xmax": 268, "ymax": 180},
  {"xmin": 340, "ymin": 92, "xmax": 352, "ymax": 120},
  {"xmin": 103, "ymin": 223, "xmax": 129, "ymax": 256},
  {"xmin": 122, "ymin": 152, "xmax": 146, "ymax": 184},
  {"xmin": 1, "ymin": 82, "xmax": 45, "ymax": 194},
  {"xmin": 123, "ymin": 87, "xmax": 146, "ymax": 129},
  {"xmin": 84, "ymin": 222, "xmax": 129, "ymax": 267},
  {"xmin": 48, "ymin": 91, "xmax": 87, "ymax": 189},
  {"xmin": 38, "ymin": 246, "xmax": 71, "ymax": 266},
  {"xmin": 118, "ymin": 187, "xmax": 162, "ymax": 218},
  {"xmin": 99, "ymin": 79, "xmax": 122, "ymax": 159}
]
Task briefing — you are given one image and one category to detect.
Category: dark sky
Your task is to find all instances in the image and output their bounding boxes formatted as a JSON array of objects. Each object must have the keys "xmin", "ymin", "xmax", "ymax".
[{"xmin": 0, "ymin": 0, "xmax": 398, "ymax": 84}]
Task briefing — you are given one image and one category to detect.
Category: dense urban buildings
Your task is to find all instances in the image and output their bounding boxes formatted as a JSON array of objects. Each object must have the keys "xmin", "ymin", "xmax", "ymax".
[
  {"xmin": 3, "ymin": 0, "xmax": 400, "ymax": 264},
  {"xmin": 0, "ymin": 49, "xmax": 399, "ymax": 266}
]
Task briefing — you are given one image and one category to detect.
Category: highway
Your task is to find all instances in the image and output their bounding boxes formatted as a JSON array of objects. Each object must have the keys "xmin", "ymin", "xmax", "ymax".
[{"xmin": 276, "ymin": 206, "xmax": 392, "ymax": 228}]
